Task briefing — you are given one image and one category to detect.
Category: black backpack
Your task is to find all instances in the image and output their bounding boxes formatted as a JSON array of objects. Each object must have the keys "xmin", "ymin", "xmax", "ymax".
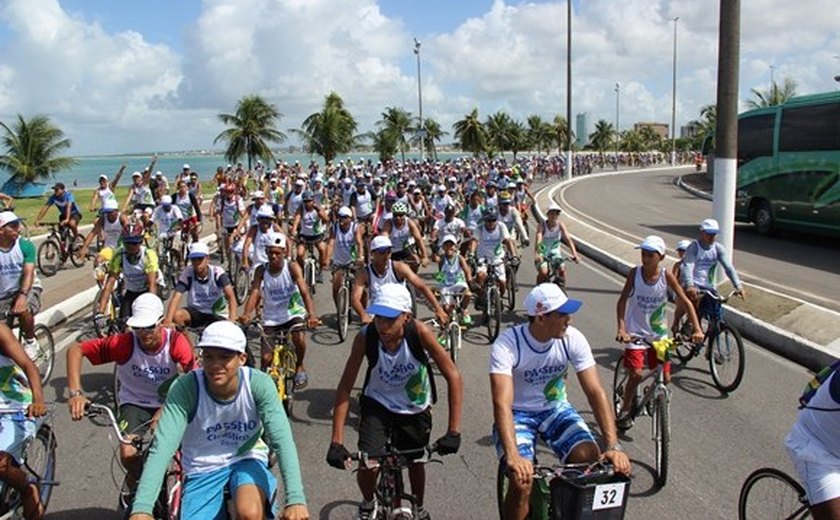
[{"xmin": 362, "ymin": 320, "xmax": 438, "ymax": 404}]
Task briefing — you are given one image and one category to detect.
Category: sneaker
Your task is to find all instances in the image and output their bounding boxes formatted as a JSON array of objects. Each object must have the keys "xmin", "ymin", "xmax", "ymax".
[
  {"xmin": 316, "ymin": 271, "xmax": 324, "ymax": 284},
  {"xmin": 417, "ymin": 506, "xmax": 431, "ymax": 520},
  {"xmin": 461, "ymin": 314, "xmax": 473, "ymax": 326},
  {"xmin": 356, "ymin": 498, "xmax": 377, "ymax": 520},
  {"xmin": 23, "ymin": 338, "xmax": 39, "ymax": 361},
  {"xmin": 616, "ymin": 412, "xmax": 634, "ymax": 431}
]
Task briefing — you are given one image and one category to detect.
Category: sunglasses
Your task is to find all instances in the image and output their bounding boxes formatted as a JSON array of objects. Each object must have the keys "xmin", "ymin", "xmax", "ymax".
[{"xmin": 132, "ymin": 321, "xmax": 160, "ymax": 334}]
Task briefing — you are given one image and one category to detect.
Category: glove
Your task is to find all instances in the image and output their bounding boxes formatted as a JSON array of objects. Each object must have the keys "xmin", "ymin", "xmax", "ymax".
[
  {"xmin": 434, "ymin": 431, "xmax": 461, "ymax": 455},
  {"xmin": 94, "ymin": 313, "xmax": 108, "ymax": 331},
  {"xmin": 326, "ymin": 442, "xmax": 351, "ymax": 469}
]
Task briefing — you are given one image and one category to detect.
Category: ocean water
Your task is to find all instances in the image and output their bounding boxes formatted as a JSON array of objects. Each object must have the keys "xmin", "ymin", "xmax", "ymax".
[{"xmin": 0, "ymin": 151, "xmax": 477, "ymax": 190}]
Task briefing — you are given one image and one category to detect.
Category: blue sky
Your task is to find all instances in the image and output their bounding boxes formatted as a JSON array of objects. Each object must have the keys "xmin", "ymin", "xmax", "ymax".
[{"xmin": 0, "ymin": 0, "xmax": 837, "ymax": 155}]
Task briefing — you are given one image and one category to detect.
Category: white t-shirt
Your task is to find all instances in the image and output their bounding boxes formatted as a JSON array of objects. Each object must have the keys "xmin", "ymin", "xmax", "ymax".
[{"xmin": 489, "ymin": 324, "xmax": 595, "ymax": 412}]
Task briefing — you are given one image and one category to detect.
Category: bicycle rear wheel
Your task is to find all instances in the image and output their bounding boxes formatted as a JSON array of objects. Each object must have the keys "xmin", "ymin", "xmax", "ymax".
[
  {"xmin": 672, "ymin": 315, "xmax": 696, "ymax": 363},
  {"xmin": 69, "ymin": 235, "xmax": 86, "ymax": 267},
  {"xmin": 612, "ymin": 355, "xmax": 628, "ymax": 417},
  {"xmin": 486, "ymin": 287, "xmax": 501, "ymax": 343},
  {"xmin": 506, "ymin": 268, "xmax": 516, "ymax": 312},
  {"xmin": 447, "ymin": 320, "xmax": 461, "ymax": 364},
  {"xmin": 337, "ymin": 285, "xmax": 349, "ymax": 342},
  {"xmin": 92, "ymin": 288, "xmax": 117, "ymax": 338},
  {"xmin": 738, "ymin": 467, "xmax": 810, "ymax": 520},
  {"xmin": 653, "ymin": 392, "xmax": 669, "ymax": 488},
  {"xmin": 37, "ymin": 239, "xmax": 60, "ymax": 277},
  {"xmin": 32, "ymin": 325, "xmax": 55, "ymax": 385},
  {"xmin": 233, "ymin": 258, "xmax": 250, "ymax": 305},
  {"xmin": 280, "ymin": 349, "xmax": 298, "ymax": 417},
  {"xmin": 305, "ymin": 260, "xmax": 316, "ymax": 295},
  {"xmin": 708, "ymin": 323, "xmax": 745, "ymax": 394}
]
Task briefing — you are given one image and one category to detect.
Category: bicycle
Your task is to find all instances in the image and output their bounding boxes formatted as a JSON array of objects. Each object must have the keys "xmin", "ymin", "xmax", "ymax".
[
  {"xmin": 738, "ymin": 467, "xmax": 811, "ymax": 519},
  {"xmin": 91, "ymin": 277, "xmax": 125, "ymax": 338},
  {"xmin": 505, "ymin": 254, "xmax": 521, "ymax": 312},
  {"xmin": 157, "ymin": 233, "xmax": 183, "ymax": 302},
  {"xmin": 85, "ymin": 402, "xmax": 183, "ymax": 520},
  {"xmin": 545, "ymin": 256, "xmax": 567, "ymax": 291},
  {"xmin": 428, "ymin": 288, "xmax": 467, "ymax": 364},
  {"xmin": 334, "ymin": 264, "xmax": 356, "ymax": 342},
  {"xmin": 36, "ymin": 222, "xmax": 86, "ymax": 277},
  {"xmin": 243, "ymin": 321, "xmax": 306, "ymax": 417},
  {"xmin": 0, "ymin": 405, "xmax": 58, "ymax": 520},
  {"xmin": 496, "ymin": 459, "xmax": 629, "ymax": 520},
  {"xmin": 476, "ymin": 258, "xmax": 503, "ymax": 343},
  {"xmin": 300, "ymin": 239, "xmax": 319, "ymax": 296},
  {"xmin": 349, "ymin": 443, "xmax": 445, "ymax": 520},
  {"xmin": 3, "ymin": 313, "xmax": 55, "ymax": 386},
  {"xmin": 672, "ymin": 289, "xmax": 745, "ymax": 394},
  {"xmin": 612, "ymin": 337, "xmax": 674, "ymax": 488}
]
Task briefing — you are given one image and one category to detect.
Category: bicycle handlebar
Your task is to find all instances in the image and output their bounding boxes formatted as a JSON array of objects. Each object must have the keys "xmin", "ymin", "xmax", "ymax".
[
  {"xmin": 700, "ymin": 289, "xmax": 739, "ymax": 302},
  {"xmin": 349, "ymin": 443, "xmax": 442, "ymax": 467},
  {"xmin": 85, "ymin": 403, "xmax": 141, "ymax": 448},
  {"xmin": 531, "ymin": 460, "xmax": 616, "ymax": 481}
]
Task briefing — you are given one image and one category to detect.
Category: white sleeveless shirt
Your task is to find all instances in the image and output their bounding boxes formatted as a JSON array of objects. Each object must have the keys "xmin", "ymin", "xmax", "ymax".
[
  {"xmin": 102, "ymin": 214, "xmax": 123, "ymax": 248},
  {"xmin": 331, "ymin": 222, "xmax": 357, "ymax": 266},
  {"xmin": 363, "ymin": 338, "xmax": 432, "ymax": 414},
  {"xmin": 262, "ymin": 261, "xmax": 306, "ymax": 326},
  {"xmin": 624, "ymin": 267, "xmax": 669, "ymax": 344},
  {"xmin": 367, "ymin": 260, "xmax": 402, "ymax": 303},
  {"xmin": 116, "ymin": 329, "xmax": 177, "ymax": 407}
]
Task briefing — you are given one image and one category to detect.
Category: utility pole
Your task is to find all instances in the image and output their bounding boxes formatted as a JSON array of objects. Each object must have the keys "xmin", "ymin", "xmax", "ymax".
[
  {"xmin": 615, "ymin": 82, "xmax": 620, "ymax": 170},
  {"xmin": 565, "ymin": 0, "xmax": 573, "ymax": 180},
  {"xmin": 413, "ymin": 38, "xmax": 424, "ymax": 163},
  {"xmin": 712, "ymin": 0, "xmax": 740, "ymax": 266},
  {"xmin": 670, "ymin": 17, "xmax": 679, "ymax": 166}
]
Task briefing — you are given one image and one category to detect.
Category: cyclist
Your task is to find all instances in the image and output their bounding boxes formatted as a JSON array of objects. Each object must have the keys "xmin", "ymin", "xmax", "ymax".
[
  {"xmin": 163, "ymin": 242, "xmax": 238, "ymax": 329},
  {"xmin": 497, "ymin": 192, "xmax": 529, "ymax": 246},
  {"xmin": 96, "ymin": 224, "xmax": 159, "ymax": 323},
  {"xmin": 0, "ymin": 323, "xmax": 47, "ymax": 520},
  {"xmin": 33, "ymin": 182, "xmax": 83, "ymax": 240},
  {"xmin": 239, "ymin": 231, "xmax": 319, "ymax": 388},
  {"xmin": 290, "ymin": 191, "xmax": 329, "ymax": 283},
  {"xmin": 241, "ymin": 207, "xmax": 286, "ymax": 274},
  {"xmin": 0, "ymin": 212, "xmax": 43, "ymax": 360},
  {"xmin": 88, "ymin": 165, "xmax": 125, "ymax": 212},
  {"xmin": 215, "ymin": 183, "xmax": 246, "ymax": 258},
  {"xmin": 129, "ymin": 320, "xmax": 309, "ymax": 520},
  {"xmin": 172, "ymin": 179, "xmax": 202, "ymax": 244},
  {"xmin": 123, "ymin": 170, "xmax": 155, "ymax": 213},
  {"xmin": 68, "ymin": 293, "xmax": 195, "ymax": 499},
  {"xmin": 459, "ymin": 190, "xmax": 484, "ymax": 239},
  {"xmin": 327, "ymin": 283, "xmax": 463, "ymax": 520},
  {"xmin": 430, "ymin": 204, "xmax": 466, "ymax": 262},
  {"xmin": 472, "ymin": 208, "xmax": 518, "ymax": 303},
  {"xmin": 534, "ymin": 202, "xmax": 578, "ymax": 284},
  {"xmin": 381, "ymin": 201, "xmax": 428, "ymax": 271},
  {"xmin": 678, "ymin": 218, "xmax": 746, "ymax": 327},
  {"xmin": 326, "ymin": 206, "xmax": 364, "ymax": 307},
  {"xmin": 435, "ymin": 235, "xmax": 473, "ymax": 325},
  {"xmin": 351, "ymin": 236, "xmax": 448, "ymax": 326},
  {"xmin": 349, "ymin": 179, "xmax": 378, "ymax": 236},
  {"xmin": 785, "ymin": 362, "xmax": 840, "ymax": 519},
  {"xmin": 490, "ymin": 283, "xmax": 631, "ymax": 520},
  {"xmin": 151, "ymin": 195, "xmax": 184, "ymax": 246},
  {"xmin": 284, "ymin": 179, "xmax": 306, "ymax": 223},
  {"xmin": 614, "ymin": 235, "xmax": 704, "ymax": 429}
]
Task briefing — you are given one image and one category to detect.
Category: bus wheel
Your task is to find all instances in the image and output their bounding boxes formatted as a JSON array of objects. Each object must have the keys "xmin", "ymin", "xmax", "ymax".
[{"xmin": 752, "ymin": 200, "xmax": 774, "ymax": 236}]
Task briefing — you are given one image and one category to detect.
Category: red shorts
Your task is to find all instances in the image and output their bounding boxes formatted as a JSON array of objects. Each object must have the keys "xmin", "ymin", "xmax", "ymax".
[
  {"xmin": 183, "ymin": 216, "xmax": 199, "ymax": 229},
  {"xmin": 623, "ymin": 347, "xmax": 671, "ymax": 376}
]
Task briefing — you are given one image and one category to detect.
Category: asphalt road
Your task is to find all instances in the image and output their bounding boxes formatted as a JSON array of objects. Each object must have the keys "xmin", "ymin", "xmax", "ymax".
[
  {"xmin": 41, "ymin": 216, "xmax": 810, "ymax": 519},
  {"xmin": 559, "ymin": 168, "xmax": 840, "ymax": 312}
]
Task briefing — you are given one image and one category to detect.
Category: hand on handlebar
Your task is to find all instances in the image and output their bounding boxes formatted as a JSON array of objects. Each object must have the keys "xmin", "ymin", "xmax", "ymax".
[
  {"xmin": 434, "ymin": 308, "xmax": 449, "ymax": 326},
  {"xmin": 305, "ymin": 316, "xmax": 321, "ymax": 329},
  {"xmin": 27, "ymin": 401, "xmax": 47, "ymax": 419},
  {"xmin": 68, "ymin": 394, "xmax": 91, "ymax": 421},
  {"xmin": 735, "ymin": 288, "xmax": 747, "ymax": 300},
  {"xmin": 614, "ymin": 331, "xmax": 632, "ymax": 344},
  {"xmin": 326, "ymin": 442, "xmax": 352, "ymax": 470},
  {"xmin": 434, "ymin": 431, "xmax": 461, "ymax": 455},
  {"xmin": 505, "ymin": 453, "xmax": 534, "ymax": 487},
  {"xmin": 601, "ymin": 449, "xmax": 632, "ymax": 476}
]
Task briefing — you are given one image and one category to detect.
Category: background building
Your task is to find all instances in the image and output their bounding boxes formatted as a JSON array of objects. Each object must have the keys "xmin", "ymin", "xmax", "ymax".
[
  {"xmin": 680, "ymin": 121, "xmax": 703, "ymax": 139},
  {"xmin": 575, "ymin": 112, "xmax": 591, "ymax": 148},
  {"xmin": 633, "ymin": 122, "xmax": 669, "ymax": 139}
]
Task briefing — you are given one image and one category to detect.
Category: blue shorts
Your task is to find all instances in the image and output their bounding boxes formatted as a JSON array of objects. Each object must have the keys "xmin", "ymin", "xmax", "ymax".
[
  {"xmin": 0, "ymin": 413, "xmax": 36, "ymax": 464},
  {"xmin": 181, "ymin": 458, "xmax": 276, "ymax": 519},
  {"xmin": 493, "ymin": 403, "xmax": 595, "ymax": 463}
]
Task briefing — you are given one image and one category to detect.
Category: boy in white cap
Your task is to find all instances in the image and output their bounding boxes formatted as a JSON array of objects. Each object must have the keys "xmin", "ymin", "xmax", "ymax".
[
  {"xmin": 614, "ymin": 235, "xmax": 704, "ymax": 429},
  {"xmin": 89, "ymin": 163, "xmax": 125, "ymax": 212},
  {"xmin": 534, "ymin": 202, "xmax": 579, "ymax": 285},
  {"xmin": 326, "ymin": 206, "xmax": 365, "ymax": 305},
  {"xmin": 681, "ymin": 218, "xmax": 746, "ymax": 311},
  {"xmin": 67, "ymin": 293, "xmax": 195, "ymax": 498},
  {"xmin": 491, "ymin": 283, "xmax": 631, "ymax": 520},
  {"xmin": 0, "ymin": 211, "xmax": 43, "ymax": 359},
  {"xmin": 172, "ymin": 179, "xmax": 202, "ymax": 244},
  {"xmin": 434, "ymin": 235, "xmax": 473, "ymax": 325},
  {"xmin": 128, "ymin": 321, "xmax": 308, "ymax": 520},
  {"xmin": 77, "ymin": 198, "xmax": 131, "ymax": 269},
  {"xmin": 328, "ymin": 283, "xmax": 463, "ymax": 520}
]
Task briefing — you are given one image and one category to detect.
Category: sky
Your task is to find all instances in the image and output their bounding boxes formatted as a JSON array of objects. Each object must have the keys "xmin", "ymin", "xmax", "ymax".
[{"xmin": 0, "ymin": 0, "xmax": 838, "ymax": 156}]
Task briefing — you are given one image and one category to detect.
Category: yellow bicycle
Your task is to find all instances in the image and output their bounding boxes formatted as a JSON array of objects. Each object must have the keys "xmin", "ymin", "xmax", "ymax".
[{"xmin": 244, "ymin": 322, "xmax": 307, "ymax": 417}]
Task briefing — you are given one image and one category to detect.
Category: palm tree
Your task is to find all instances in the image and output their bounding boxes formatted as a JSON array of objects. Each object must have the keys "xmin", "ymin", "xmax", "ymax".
[
  {"xmin": 367, "ymin": 129, "xmax": 398, "ymax": 162},
  {"xmin": 746, "ymin": 76, "xmax": 798, "ymax": 109},
  {"xmin": 637, "ymin": 125, "xmax": 662, "ymax": 150},
  {"xmin": 551, "ymin": 115, "xmax": 574, "ymax": 154},
  {"xmin": 620, "ymin": 129, "xmax": 645, "ymax": 152},
  {"xmin": 214, "ymin": 94, "xmax": 285, "ymax": 170},
  {"xmin": 420, "ymin": 118, "xmax": 447, "ymax": 161},
  {"xmin": 589, "ymin": 120, "xmax": 615, "ymax": 155},
  {"xmin": 526, "ymin": 115, "xmax": 552, "ymax": 154},
  {"xmin": 508, "ymin": 120, "xmax": 528, "ymax": 160},
  {"xmin": 0, "ymin": 114, "xmax": 77, "ymax": 183},
  {"xmin": 453, "ymin": 109, "xmax": 487, "ymax": 156},
  {"xmin": 294, "ymin": 92, "xmax": 358, "ymax": 163},
  {"xmin": 485, "ymin": 111, "xmax": 516, "ymax": 156},
  {"xmin": 378, "ymin": 107, "xmax": 413, "ymax": 163}
]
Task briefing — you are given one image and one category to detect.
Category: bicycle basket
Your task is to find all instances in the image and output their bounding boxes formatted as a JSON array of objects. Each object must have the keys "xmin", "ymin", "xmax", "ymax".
[
  {"xmin": 652, "ymin": 338, "xmax": 674, "ymax": 362},
  {"xmin": 550, "ymin": 471, "xmax": 630, "ymax": 520}
]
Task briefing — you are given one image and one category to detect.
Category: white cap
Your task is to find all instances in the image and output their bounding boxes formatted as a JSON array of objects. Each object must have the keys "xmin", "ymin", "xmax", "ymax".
[
  {"xmin": 188, "ymin": 242, "xmax": 210, "ymax": 259},
  {"xmin": 636, "ymin": 235, "xmax": 666, "ymax": 255},
  {"xmin": 371, "ymin": 235, "xmax": 393, "ymax": 252},
  {"xmin": 546, "ymin": 202, "xmax": 562, "ymax": 213},
  {"xmin": 100, "ymin": 199, "xmax": 119, "ymax": 212},
  {"xmin": 295, "ymin": 179, "xmax": 305, "ymax": 187},
  {"xmin": 256, "ymin": 206, "xmax": 276, "ymax": 219},
  {"xmin": 676, "ymin": 239, "xmax": 692, "ymax": 251},
  {"xmin": 98, "ymin": 174, "xmax": 108, "ymax": 181},
  {"xmin": 252, "ymin": 190, "xmax": 265, "ymax": 199},
  {"xmin": 436, "ymin": 184, "xmax": 445, "ymax": 192},
  {"xmin": 700, "ymin": 218, "xmax": 719, "ymax": 234},
  {"xmin": 367, "ymin": 283, "xmax": 413, "ymax": 318},
  {"xmin": 131, "ymin": 171, "xmax": 142, "ymax": 178},
  {"xmin": 338, "ymin": 206, "xmax": 353, "ymax": 218},
  {"xmin": 0, "ymin": 211, "xmax": 22, "ymax": 227},
  {"xmin": 413, "ymin": 188, "xmax": 422, "ymax": 194},
  {"xmin": 524, "ymin": 283, "xmax": 582, "ymax": 317},
  {"xmin": 343, "ymin": 177, "xmax": 352, "ymax": 185},
  {"xmin": 197, "ymin": 320, "xmax": 246, "ymax": 353},
  {"xmin": 160, "ymin": 195, "xmax": 172, "ymax": 205},
  {"xmin": 155, "ymin": 170, "xmax": 163, "ymax": 177},
  {"xmin": 441, "ymin": 234, "xmax": 458, "ymax": 245},
  {"xmin": 182, "ymin": 163, "xmax": 190, "ymax": 170},
  {"xmin": 264, "ymin": 231, "xmax": 286, "ymax": 249},
  {"xmin": 126, "ymin": 293, "xmax": 164, "ymax": 328}
]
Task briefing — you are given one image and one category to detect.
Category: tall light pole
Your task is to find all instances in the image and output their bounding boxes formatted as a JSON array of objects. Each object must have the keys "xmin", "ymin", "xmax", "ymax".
[
  {"xmin": 670, "ymin": 16, "xmax": 679, "ymax": 166},
  {"xmin": 413, "ymin": 38, "xmax": 424, "ymax": 163},
  {"xmin": 565, "ymin": 0, "xmax": 573, "ymax": 180},
  {"xmin": 770, "ymin": 64, "xmax": 775, "ymax": 86},
  {"xmin": 615, "ymin": 82, "xmax": 620, "ymax": 169}
]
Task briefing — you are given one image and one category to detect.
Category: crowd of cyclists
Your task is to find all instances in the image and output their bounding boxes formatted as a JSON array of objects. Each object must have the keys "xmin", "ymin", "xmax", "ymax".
[{"xmin": 0, "ymin": 150, "xmax": 835, "ymax": 520}]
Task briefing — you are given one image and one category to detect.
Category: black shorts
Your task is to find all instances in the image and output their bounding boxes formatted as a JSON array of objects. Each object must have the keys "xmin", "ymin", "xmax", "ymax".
[
  {"xmin": 260, "ymin": 317, "xmax": 305, "ymax": 353},
  {"xmin": 357, "ymin": 395, "xmax": 432, "ymax": 459},
  {"xmin": 224, "ymin": 226, "xmax": 237, "ymax": 235},
  {"xmin": 118, "ymin": 403, "xmax": 158, "ymax": 436},
  {"xmin": 186, "ymin": 307, "xmax": 225, "ymax": 328},
  {"xmin": 119, "ymin": 290, "xmax": 145, "ymax": 322},
  {"xmin": 297, "ymin": 233, "xmax": 324, "ymax": 245}
]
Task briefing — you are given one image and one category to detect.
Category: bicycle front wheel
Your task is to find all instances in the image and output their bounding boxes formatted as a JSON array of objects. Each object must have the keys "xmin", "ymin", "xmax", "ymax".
[
  {"xmin": 506, "ymin": 269, "xmax": 517, "ymax": 312},
  {"xmin": 612, "ymin": 355, "xmax": 628, "ymax": 417},
  {"xmin": 486, "ymin": 287, "xmax": 501, "ymax": 343},
  {"xmin": 672, "ymin": 315, "xmax": 696, "ymax": 363},
  {"xmin": 448, "ymin": 321, "xmax": 461, "ymax": 364},
  {"xmin": 708, "ymin": 323, "xmax": 746, "ymax": 393},
  {"xmin": 69, "ymin": 235, "xmax": 86, "ymax": 267},
  {"xmin": 280, "ymin": 349, "xmax": 298, "ymax": 417},
  {"xmin": 337, "ymin": 285, "xmax": 349, "ymax": 342},
  {"xmin": 496, "ymin": 459, "xmax": 509, "ymax": 520},
  {"xmin": 14, "ymin": 423, "xmax": 58, "ymax": 515},
  {"xmin": 32, "ymin": 325, "xmax": 55, "ymax": 385},
  {"xmin": 37, "ymin": 240, "xmax": 60, "ymax": 277},
  {"xmin": 738, "ymin": 467, "xmax": 810, "ymax": 520},
  {"xmin": 653, "ymin": 392, "xmax": 670, "ymax": 488},
  {"xmin": 304, "ymin": 260, "xmax": 316, "ymax": 295}
]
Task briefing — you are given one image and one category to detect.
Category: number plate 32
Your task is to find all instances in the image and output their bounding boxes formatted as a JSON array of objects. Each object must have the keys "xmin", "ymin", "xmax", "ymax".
[{"xmin": 592, "ymin": 482, "xmax": 626, "ymax": 511}]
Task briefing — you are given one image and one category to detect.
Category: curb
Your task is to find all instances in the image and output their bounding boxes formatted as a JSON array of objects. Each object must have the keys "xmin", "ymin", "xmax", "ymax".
[
  {"xmin": 535, "ymin": 171, "xmax": 834, "ymax": 372},
  {"xmin": 675, "ymin": 176, "xmax": 713, "ymax": 201}
]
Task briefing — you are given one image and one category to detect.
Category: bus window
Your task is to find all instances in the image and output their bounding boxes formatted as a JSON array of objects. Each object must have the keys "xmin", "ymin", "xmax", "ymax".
[
  {"xmin": 737, "ymin": 114, "xmax": 775, "ymax": 167},
  {"xmin": 779, "ymin": 103, "xmax": 840, "ymax": 152}
]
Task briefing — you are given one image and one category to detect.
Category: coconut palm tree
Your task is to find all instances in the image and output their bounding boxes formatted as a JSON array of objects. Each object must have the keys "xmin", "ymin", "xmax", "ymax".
[
  {"xmin": 526, "ymin": 115, "xmax": 552, "ymax": 154},
  {"xmin": 420, "ymin": 118, "xmax": 447, "ymax": 161},
  {"xmin": 746, "ymin": 77, "xmax": 798, "ymax": 109},
  {"xmin": 508, "ymin": 120, "xmax": 528, "ymax": 160},
  {"xmin": 0, "ymin": 114, "xmax": 78, "ymax": 183},
  {"xmin": 637, "ymin": 125, "xmax": 662, "ymax": 150},
  {"xmin": 294, "ymin": 91, "xmax": 358, "ymax": 163},
  {"xmin": 214, "ymin": 94, "xmax": 285, "ymax": 170},
  {"xmin": 485, "ymin": 111, "xmax": 516, "ymax": 156},
  {"xmin": 589, "ymin": 120, "xmax": 615, "ymax": 155},
  {"xmin": 377, "ymin": 107, "xmax": 413, "ymax": 163},
  {"xmin": 453, "ymin": 109, "xmax": 487, "ymax": 156},
  {"xmin": 551, "ymin": 115, "xmax": 574, "ymax": 154},
  {"xmin": 367, "ymin": 129, "xmax": 399, "ymax": 162}
]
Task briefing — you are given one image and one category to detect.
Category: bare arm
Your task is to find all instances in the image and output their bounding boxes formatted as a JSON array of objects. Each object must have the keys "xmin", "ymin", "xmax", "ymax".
[
  {"xmin": 350, "ymin": 269, "xmax": 370, "ymax": 323},
  {"xmin": 417, "ymin": 320, "xmax": 462, "ymax": 433},
  {"xmin": 615, "ymin": 269, "xmax": 634, "ymax": 341},
  {"xmin": 558, "ymin": 221, "xmax": 579, "ymax": 261}
]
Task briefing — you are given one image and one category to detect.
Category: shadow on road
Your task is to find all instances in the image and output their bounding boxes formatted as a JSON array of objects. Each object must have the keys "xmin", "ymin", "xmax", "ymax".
[
  {"xmin": 47, "ymin": 507, "xmax": 123, "ymax": 519},
  {"xmin": 318, "ymin": 499, "xmax": 363, "ymax": 520},
  {"xmin": 670, "ymin": 366, "xmax": 727, "ymax": 400}
]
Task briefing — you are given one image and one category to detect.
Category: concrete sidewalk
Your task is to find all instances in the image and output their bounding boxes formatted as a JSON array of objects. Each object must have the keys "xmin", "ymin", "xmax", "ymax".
[{"xmin": 535, "ymin": 167, "xmax": 840, "ymax": 371}]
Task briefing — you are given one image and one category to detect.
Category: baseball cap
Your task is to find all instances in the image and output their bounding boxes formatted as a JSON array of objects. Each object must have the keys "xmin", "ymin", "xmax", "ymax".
[
  {"xmin": 264, "ymin": 231, "xmax": 286, "ymax": 249},
  {"xmin": 100, "ymin": 200, "xmax": 118, "ymax": 213},
  {"xmin": 0, "ymin": 211, "xmax": 23, "ymax": 227},
  {"xmin": 52, "ymin": 182, "xmax": 65, "ymax": 190},
  {"xmin": 256, "ymin": 206, "xmax": 276, "ymax": 220},
  {"xmin": 367, "ymin": 283, "xmax": 412, "ymax": 319},
  {"xmin": 295, "ymin": 179, "xmax": 305, "ymax": 187},
  {"xmin": 131, "ymin": 171, "xmax": 142, "ymax": 178},
  {"xmin": 155, "ymin": 171, "xmax": 163, "ymax": 177},
  {"xmin": 188, "ymin": 242, "xmax": 210, "ymax": 259},
  {"xmin": 547, "ymin": 202, "xmax": 562, "ymax": 213},
  {"xmin": 182, "ymin": 163, "xmax": 190, "ymax": 170},
  {"xmin": 525, "ymin": 283, "xmax": 582, "ymax": 316},
  {"xmin": 337, "ymin": 206, "xmax": 352, "ymax": 218},
  {"xmin": 636, "ymin": 235, "xmax": 666, "ymax": 255},
  {"xmin": 126, "ymin": 293, "xmax": 164, "ymax": 328},
  {"xmin": 160, "ymin": 195, "xmax": 172, "ymax": 205},
  {"xmin": 371, "ymin": 235, "xmax": 392, "ymax": 252},
  {"xmin": 676, "ymin": 239, "xmax": 692, "ymax": 252},
  {"xmin": 252, "ymin": 190, "xmax": 265, "ymax": 199},
  {"xmin": 441, "ymin": 234, "xmax": 458, "ymax": 245},
  {"xmin": 197, "ymin": 320, "xmax": 246, "ymax": 353},
  {"xmin": 700, "ymin": 218, "xmax": 719, "ymax": 234},
  {"xmin": 98, "ymin": 174, "xmax": 108, "ymax": 181}
]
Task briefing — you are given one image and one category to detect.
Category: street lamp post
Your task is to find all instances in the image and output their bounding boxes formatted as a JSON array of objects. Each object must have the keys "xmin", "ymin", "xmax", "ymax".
[
  {"xmin": 565, "ymin": 0, "xmax": 573, "ymax": 180},
  {"xmin": 413, "ymin": 38, "xmax": 424, "ymax": 163},
  {"xmin": 615, "ymin": 82, "xmax": 620, "ymax": 169},
  {"xmin": 670, "ymin": 16, "xmax": 679, "ymax": 166}
]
